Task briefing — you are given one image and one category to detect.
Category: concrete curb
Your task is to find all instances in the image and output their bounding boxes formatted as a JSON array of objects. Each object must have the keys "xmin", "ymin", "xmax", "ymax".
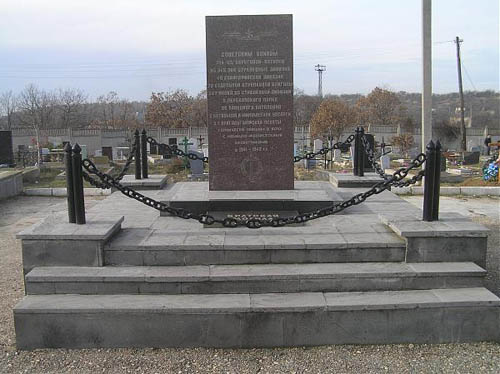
[
  {"xmin": 24, "ymin": 188, "xmax": 111, "ymax": 197},
  {"xmin": 392, "ymin": 186, "xmax": 500, "ymax": 196}
]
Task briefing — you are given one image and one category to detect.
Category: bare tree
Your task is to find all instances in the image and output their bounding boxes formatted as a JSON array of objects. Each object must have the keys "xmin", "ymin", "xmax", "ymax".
[
  {"xmin": 356, "ymin": 87, "xmax": 406, "ymax": 127},
  {"xmin": 96, "ymin": 91, "xmax": 120, "ymax": 127},
  {"xmin": 310, "ymin": 99, "xmax": 357, "ymax": 141},
  {"xmin": 17, "ymin": 84, "xmax": 57, "ymax": 164},
  {"xmin": 294, "ymin": 89, "xmax": 322, "ymax": 128},
  {"xmin": 145, "ymin": 90, "xmax": 193, "ymax": 128},
  {"xmin": 58, "ymin": 88, "xmax": 87, "ymax": 128},
  {"xmin": 0, "ymin": 90, "xmax": 17, "ymax": 130},
  {"xmin": 190, "ymin": 90, "xmax": 208, "ymax": 127}
]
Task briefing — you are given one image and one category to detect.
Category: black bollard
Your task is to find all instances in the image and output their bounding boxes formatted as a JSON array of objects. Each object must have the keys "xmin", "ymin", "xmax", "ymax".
[
  {"xmin": 353, "ymin": 127, "xmax": 365, "ymax": 176},
  {"xmin": 134, "ymin": 129, "xmax": 141, "ymax": 180},
  {"xmin": 141, "ymin": 129, "xmax": 148, "ymax": 179},
  {"xmin": 64, "ymin": 143, "xmax": 76, "ymax": 223},
  {"xmin": 423, "ymin": 140, "xmax": 441, "ymax": 221},
  {"xmin": 71, "ymin": 143, "xmax": 86, "ymax": 224},
  {"xmin": 432, "ymin": 140, "xmax": 442, "ymax": 220}
]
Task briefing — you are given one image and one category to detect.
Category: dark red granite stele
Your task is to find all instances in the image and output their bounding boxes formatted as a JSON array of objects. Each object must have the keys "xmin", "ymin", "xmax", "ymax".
[{"xmin": 206, "ymin": 15, "xmax": 294, "ymax": 190}]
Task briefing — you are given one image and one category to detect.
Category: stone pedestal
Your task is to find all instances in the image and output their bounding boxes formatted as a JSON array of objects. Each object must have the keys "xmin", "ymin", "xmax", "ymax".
[{"xmin": 119, "ymin": 174, "xmax": 168, "ymax": 190}]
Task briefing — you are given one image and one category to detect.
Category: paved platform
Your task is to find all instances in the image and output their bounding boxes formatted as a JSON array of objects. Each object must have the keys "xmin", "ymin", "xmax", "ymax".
[
  {"xmin": 119, "ymin": 174, "xmax": 167, "ymax": 190},
  {"xmin": 161, "ymin": 181, "xmax": 343, "ymax": 215},
  {"xmin": 12, "ymin": 181, "xmax": 500, "ymax": 349}
]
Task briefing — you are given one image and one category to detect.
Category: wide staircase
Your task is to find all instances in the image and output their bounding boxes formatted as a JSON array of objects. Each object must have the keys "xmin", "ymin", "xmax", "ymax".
[{"xmin": 15, "ymin": 224, "xmax": 499, "ymax": 349}]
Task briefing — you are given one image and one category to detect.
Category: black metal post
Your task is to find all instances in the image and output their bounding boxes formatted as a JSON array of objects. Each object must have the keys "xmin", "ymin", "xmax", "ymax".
[
  {"xmin": 432, "ymin": 140, "xmax": 442, "ymax": 220},
  {"xmin": 353, "ymin": 128, "xmax": 360, "ymax": 175},
  {"xmin": 423, "ymin": 140, "xmax": 441, "ymax": 221},
  {"xmin": 71, "ymin": 143, "xmax": 86, "ymax": 224},
  {"xmin": 354, "ymin": 126, "xmax": 365, "ymax": 176},
  {"xmin": 141, "ymin": 128, "xmax": 148, "ymax": 179},
  {"xmin": 64, "ymin": 143, "xmax": 76, "ymax": 223},
  {"xmin": 134, "ymin": 129, "xmax": 141, "ymax": 180},
  {"xmin": 358, "ymin": 127, "xmax": 365, "ymax": 176}
]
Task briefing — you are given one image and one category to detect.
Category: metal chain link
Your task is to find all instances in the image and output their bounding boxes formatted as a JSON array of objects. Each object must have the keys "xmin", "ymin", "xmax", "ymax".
[
  {"xmin": 292, "ymin": 134, "xmax": 355, "ymax": 163},
  {"xmin": 81, "ymin": 135, "xmax": 138, "ymax": 189},
  {"xmin": 147, "ymin": 134, "xmax": 356, "ymax": 164},
  {"xmin": 361, "ymin": 134, "xmax": 423, "ymax": 188},
  {"xmin": 81, "ymin": 151, "xmax": 426, "ymax": 229},
  {"xmin": 114, "ymin": 141, "xmax": 137, "ymax": 182},
  {"xmin": 360, "ymin": 134, "xmax": 390, "ymax": 181},
  {"xmin": 147, "ymin": 137, "xmax": 209, "ymax": 163}
]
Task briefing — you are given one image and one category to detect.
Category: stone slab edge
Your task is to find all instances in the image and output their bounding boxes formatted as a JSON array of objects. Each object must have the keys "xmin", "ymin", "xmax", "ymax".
[
  {"xmin": 391, "ymin": 186, "xmax": 500, "ymax": 196},
  {"xmin": 24, "ymin": 188, "xmax": 111, "ymax": 196},
  {"xmin": 378, "ymin": 213, "xmax": 489, "ymax": 238},
  {"xmin": 14, "ymin": 288, "xmax": 500, "ymax": 314},
  {"xmin": 17, "ymin": 215, "xmax": 124, "ymax": 241}
]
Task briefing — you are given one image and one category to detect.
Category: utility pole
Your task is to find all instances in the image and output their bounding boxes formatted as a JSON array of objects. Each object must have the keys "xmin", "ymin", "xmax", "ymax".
[
  {"xmin": 455, "ymin": 36, "xmax": 466, "ymax": 151},
  {"xmin": 421, "ymin": 0, "xmax": 432, "ymax": 155},
  {"xmin": 315, "ymin": 64, "xmax": 326, "ymax": 97}
]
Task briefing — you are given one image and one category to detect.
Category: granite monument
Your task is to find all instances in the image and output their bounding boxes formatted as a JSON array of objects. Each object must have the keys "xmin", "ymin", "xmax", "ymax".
[{"xmin": 206, "ymin": 14, "xmax": 294, "ymax": 190}]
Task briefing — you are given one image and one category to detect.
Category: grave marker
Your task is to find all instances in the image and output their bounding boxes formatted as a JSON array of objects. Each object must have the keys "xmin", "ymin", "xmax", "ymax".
[{"xmin": 206, "ymin": 14, "xmax": 294, "ymax": 190}]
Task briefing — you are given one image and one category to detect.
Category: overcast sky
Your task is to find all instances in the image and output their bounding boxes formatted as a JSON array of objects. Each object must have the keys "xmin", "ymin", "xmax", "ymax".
[{"xmin": 0, "ymin": 0, "xmax": 498, "ymax": 100}]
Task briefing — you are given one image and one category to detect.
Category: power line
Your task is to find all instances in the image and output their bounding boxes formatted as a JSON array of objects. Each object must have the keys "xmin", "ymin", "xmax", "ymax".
[{"xmin": 461, "ymin": 62, "xmax": 477, "ymax": 91}]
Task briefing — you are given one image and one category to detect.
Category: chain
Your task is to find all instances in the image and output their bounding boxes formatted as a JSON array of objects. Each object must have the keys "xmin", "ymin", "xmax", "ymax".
[
  {"xmin": 360, "ymin": 134, "xmax": 390, "ymax": 181},
  {"xmin": 147, "ymin": 134, "xmax": 356, "ymax": 164},
  {"xmin": 292, "ymin": 134, "xmax": 355, "ymax": 163},
  {"xmin": 361, "ymin": 134, "xmax": 423, "ymax": 188},
  {"xmin": 147, "ymin": 137, "xmax": 209, "ymax": 163},
  {"xmin": 81, "ymin": 151, "xmax": 426, "ymax": 229},
  {"xmin": 81, "ymin": 135, "xmax": 137, "ymax": 188},
  {"xmin": 114, "ymin": 141, "xmax": 137, "ymax": 182}
]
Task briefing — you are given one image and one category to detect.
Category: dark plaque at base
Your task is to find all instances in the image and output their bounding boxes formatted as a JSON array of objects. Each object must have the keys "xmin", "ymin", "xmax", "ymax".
[{"xmin": 206, "ymin": 14, "xmax": 294, "ymax": 190}]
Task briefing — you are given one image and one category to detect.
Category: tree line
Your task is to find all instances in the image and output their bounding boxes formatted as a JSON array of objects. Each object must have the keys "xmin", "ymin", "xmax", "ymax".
[{"xmin": 1, "ymin": 84, "xmax": 498, "ymax": 138}]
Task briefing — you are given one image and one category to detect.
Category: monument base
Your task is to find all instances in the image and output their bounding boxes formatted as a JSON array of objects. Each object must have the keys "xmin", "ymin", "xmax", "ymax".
[
  {"xmin": 119, "ymin": 174, "xmax": 168, "ymax": 190},
  {"xmin": 160, "ymin": 181, "xmax": 343, "ymax": 217}
]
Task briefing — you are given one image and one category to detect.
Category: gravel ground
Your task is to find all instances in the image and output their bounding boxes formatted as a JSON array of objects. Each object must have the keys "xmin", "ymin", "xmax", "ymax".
[{"xmin": 0, "ymin": 195, "xmax": 498, "ymax": 374}]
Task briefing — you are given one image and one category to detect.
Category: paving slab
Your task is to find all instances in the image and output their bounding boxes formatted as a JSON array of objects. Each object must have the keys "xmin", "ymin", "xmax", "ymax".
[
  {"xmin": 329, "ymin": 173, "xmax": 383, "ymax": 188},
  {"xmin": 379, "ymin": 212, "xmax": 490, "ymax": 238},
  {"xmin": 16, "ymin": 211, "xmax": 124, "ymax": 241},
  {"xmin": 119, "ymin": 174, "xmax": 168, "ymax": 190}
]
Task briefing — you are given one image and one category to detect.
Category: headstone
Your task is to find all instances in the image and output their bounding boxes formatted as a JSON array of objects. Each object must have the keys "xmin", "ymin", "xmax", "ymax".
[
  {"xmin": 363, "ymin": 133, "xmax": 375, "ymax": 171},
  {"xmin": 150, "ymin": 143, "xmax": 158, "ymax": 155},
  {"xmin": 80, "ymin": 145, "xmax": 88, "ymax": 160},
  {"xmin": 206, "ymin": 14, "xmax": 294, "ymax": 190},
  {"xmin": 380, "ymin": 154, "xmax": 391, "ymax": 171},
  {"xmin": 202, "ymin": 145, "xmax": 209, "ymax": 158},
  {"xmin": 189, "ymin": 151, "xmax": 204, "ymax": 176},
  {"xmin": 102, "ymin": 146, "xmax": 113, "ymax": 161},
  {"xmin": 0, "ymin": 131, "xmax": 14, "ymax": 166},
  {"xmin": 471, "ymin": 146, "xmax": 481, "ymax": 153},
  {"xmin": 440, "ymin": 155, "xmax": 447, "ymax": 172},
  {"xmin": 188, "ymin": 138, "xmax": 198, "ymax": 151},
  {"xmin": 313, "ymin": 139, "xmax": 323, "ymax": 153},
  {"xmin": 333, "ymin": 149, "xmax": 342, "ymax": 162},
  {"xmin": 294, "ymin": 143, "xmax": 298, "ymax": 157},
  {"xmin": 462, "ymin": 151, "xmax": 480, "ymax": 165}
]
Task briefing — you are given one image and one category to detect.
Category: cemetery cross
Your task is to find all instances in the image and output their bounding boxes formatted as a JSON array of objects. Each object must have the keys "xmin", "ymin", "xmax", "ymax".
[{"xmin": 179, "ymin": 136, "xmax": 194, "ymax": 169}]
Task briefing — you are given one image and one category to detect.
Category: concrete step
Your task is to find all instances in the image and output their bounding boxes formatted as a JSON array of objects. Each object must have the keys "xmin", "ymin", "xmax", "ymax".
[
  {"xmin": 104, "ymin": 227, "xmax": 407, "ymax": 266},
  {"xmin": 25, "ymin": 262, "xmax": 486, "ymax": 295},
  {"xmin": 14, "ymin": 288, "xmax": 500, "ymax": 349}
]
